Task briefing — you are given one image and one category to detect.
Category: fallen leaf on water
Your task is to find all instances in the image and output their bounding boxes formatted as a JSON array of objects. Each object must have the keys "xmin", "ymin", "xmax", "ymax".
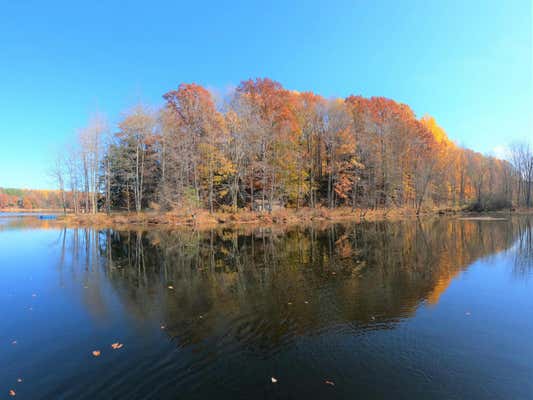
[
  {"xmin": 271, "ymin": 377, "xmax": 278, "ymax": 383},
  {"xmin": 325, "ymin": 380, "xmax": 335, "ymax": 386},
  {"xmin": 9, "ymin": 389, "xmax": 16, "ymax": 396},
  {"xmin": 111, "ymin": 342, "xmax": 123, "ymax": 350},
  {"xmin": 92, "ymin": 350, "xmax": 101, "ymax": 357},
  {"xmin": 168, "ymin": 285, "xmax": 174, "ymax": 290},
  {"xmin": 17, "ymin": 378, "xmax": 22, "ymax": 383}
]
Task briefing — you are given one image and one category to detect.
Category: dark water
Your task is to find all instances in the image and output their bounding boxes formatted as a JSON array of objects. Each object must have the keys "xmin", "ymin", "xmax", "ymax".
[{"xmin": 1, "ymin": 216, "xmax": 532, "ymax": 399}]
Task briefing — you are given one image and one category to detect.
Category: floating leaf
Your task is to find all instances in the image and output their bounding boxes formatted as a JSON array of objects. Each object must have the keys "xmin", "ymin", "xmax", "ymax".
[
  {"xmin": 111, "ymin": 342, "xmax": 124, "ymax": 350},
  {"xmin": 9, "ymin": 389, "xmax": 16, "ymax": 396},
  {"xmin": 168, "ymin": 285, "xmax": 174, "ymax": 290},
  {"xmin": 17, "ymin": 378, "xmax": 22, "ymax": 383},
  {"xmin": 92, "ymin": 350, "xmax": 101, "ymax": 357},
  {"xmin": 271, "ymin": 377, "xmax": 278, "ymax": 383},
  {"xmin": 325, "ymin": 380, "xmax": 335, "ymax": 386}
]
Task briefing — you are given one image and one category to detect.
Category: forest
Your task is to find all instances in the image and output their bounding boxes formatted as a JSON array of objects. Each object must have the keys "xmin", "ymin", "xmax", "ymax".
[
  {"xmin": 49, "ymin": 78, "xmax": 532, "ymax": 215},
  {"xmin": 0, "ymin": 187, "xmax": 67, "ymax": 210}
]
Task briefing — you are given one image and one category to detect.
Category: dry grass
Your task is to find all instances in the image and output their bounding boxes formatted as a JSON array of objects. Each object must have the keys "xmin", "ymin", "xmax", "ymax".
[{"xmin": 52, "ymin": 206, "xmax": 453, "ymax": 231}]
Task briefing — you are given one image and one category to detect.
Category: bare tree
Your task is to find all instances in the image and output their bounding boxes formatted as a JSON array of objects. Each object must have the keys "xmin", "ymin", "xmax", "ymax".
[
  {"xmin": 79, "ymin": 113, "xmax": 107, "ymax": 214},
  {"xmin": 50, "ymin": 154, "xmax": 67, "ymax": 215},
  {"xmin": 510, "ymin": 142, "xmax": 533, "ymax": 208}
]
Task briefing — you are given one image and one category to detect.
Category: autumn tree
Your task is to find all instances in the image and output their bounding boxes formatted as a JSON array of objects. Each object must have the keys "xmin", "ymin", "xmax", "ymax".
[
  {"xmin": 233, "ymin": 78, "xmax": 298, "ymax": 211},
  {"xmin": 161, "ymin": 84, "xmax": 230, "ymax": 212},
  {"xmin": 53, "ymin": 77, "xmax": 521, "ymax": 215}
]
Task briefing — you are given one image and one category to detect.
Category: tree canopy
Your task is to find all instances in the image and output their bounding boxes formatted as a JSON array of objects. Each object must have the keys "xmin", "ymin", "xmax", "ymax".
[{"xmin": 46, "ymin": 78, "xmax": 530, "ymax": 214}]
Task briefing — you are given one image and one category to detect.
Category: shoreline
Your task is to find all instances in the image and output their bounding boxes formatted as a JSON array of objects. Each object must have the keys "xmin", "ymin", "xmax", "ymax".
[
  {"xmin": 3, "ymin": 207, "xmax": 530, "ymax": 231},
  {"xmin": 42, "ymin": 207, "xmax": 531, "ymax": 231}
]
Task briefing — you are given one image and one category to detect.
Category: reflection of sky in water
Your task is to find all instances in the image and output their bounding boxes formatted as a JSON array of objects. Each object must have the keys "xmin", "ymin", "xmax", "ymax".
[
  {"xmin": 0, "ymin": 217, "xmax": 532, "ymax": 399},
  {"xmin": 0, "ymin": 213, "xmax": 58, "ymax": 229}
]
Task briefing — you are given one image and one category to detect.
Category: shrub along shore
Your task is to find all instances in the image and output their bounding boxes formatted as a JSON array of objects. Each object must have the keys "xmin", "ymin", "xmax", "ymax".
[{"xmin": 49, "ymin": 206, "xmax": 529, "ymax": 231}]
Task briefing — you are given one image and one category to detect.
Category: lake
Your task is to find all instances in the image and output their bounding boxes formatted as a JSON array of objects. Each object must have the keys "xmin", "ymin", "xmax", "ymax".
[{"xmin": 0, "ymin": 215, "xmax": 532, "ymax": 399}]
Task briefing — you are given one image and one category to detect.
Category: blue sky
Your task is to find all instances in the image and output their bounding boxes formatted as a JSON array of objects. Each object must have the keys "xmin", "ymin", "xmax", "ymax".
[{"xmin": 0, "ymin": 0, "xmax": 531, "ymax": 189}]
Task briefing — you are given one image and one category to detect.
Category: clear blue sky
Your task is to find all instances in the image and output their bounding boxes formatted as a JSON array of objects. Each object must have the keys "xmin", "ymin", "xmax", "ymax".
[{"xmin": 1, "ymin": 0, "xmax": 531, "ymax": 189}]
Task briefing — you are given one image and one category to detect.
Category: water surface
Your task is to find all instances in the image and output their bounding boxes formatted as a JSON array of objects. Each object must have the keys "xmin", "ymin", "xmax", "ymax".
[{"xmin": 1, "ymin": 216, "xmax": 532, "ymax": 399}]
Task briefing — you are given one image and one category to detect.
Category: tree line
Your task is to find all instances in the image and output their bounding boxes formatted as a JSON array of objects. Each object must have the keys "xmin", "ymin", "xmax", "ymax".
[
  {"xmin": 0, "ymin": 188, "xmax": 68, "ymax": 210},
  {"xmin": 52, "ymin": 78, "xmax": 533, "ymax": 214}
]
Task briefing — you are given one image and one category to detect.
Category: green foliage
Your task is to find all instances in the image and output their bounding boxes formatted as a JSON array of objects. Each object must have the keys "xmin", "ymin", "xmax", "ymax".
[{"xmin": 466, "ymin": 196, "xmax": 513, "ymax": 212}]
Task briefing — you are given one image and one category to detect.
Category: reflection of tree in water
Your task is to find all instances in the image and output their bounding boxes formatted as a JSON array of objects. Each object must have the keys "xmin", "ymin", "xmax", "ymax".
[
  {"xmin": 513, "ymin": 217, "xmax": 533, "ymax": 277},
  {"xmin": 56, "ymin": 218, "xmax": 526, "ymax": 351}
]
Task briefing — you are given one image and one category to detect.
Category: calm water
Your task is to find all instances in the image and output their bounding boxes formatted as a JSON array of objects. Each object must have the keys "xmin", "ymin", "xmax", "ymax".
[{"xmin": 0, "ymin": 216, "xmax": 532, "ymax": 399}]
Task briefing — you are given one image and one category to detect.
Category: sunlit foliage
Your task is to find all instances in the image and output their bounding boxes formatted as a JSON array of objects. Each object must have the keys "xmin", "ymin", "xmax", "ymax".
[{"xmin": 47, "ymin": 78, "xmax": 529, "ymax": 214}]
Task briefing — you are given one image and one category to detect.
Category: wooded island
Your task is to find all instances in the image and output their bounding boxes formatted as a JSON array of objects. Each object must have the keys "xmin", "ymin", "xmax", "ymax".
[{"xmin": 4, "ymin": 78, "xmax": 532, "ymax": 224}]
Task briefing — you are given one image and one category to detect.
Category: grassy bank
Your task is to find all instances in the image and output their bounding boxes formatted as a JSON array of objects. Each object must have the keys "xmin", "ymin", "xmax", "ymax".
[
  {"xmin": 5, "ymin": 206, "xmax": 529, "ymax": 230},
  {"xmin": 53, "ymin": 207, "xmax": 471, "ymax": 230}
]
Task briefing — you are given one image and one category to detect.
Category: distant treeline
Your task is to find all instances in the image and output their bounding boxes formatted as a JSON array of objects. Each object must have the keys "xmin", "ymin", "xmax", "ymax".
[
  {"xmin": 50, "ymin": 78, "xmax": 531, "ymax": 214},
  {"xmin": 0, "ymin": 188, "xmax": 67, "ymax": 210}
]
